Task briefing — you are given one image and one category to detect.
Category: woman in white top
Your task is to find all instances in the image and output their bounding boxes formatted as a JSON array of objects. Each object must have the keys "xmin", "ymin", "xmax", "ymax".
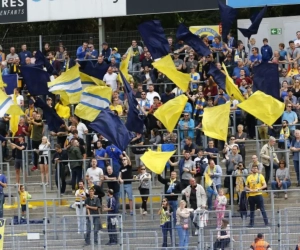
[
  {"xmin": 37, "ymin": 136, "xmax": 51, "ymax": 185},
  {"xmin": 176, "ymin": 200, "xmax": 193, "ymax": 249},
  {"xmin": 135, "ymin": 166, "xmax": 151, "ymax": 215}
]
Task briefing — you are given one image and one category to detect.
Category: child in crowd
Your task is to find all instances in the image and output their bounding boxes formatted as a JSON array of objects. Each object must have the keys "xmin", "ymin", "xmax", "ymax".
[
  {"xmin": 18, "ymin": 185, "xmax": 32, "ymax": 219},
  {"xmin": 214, "ymin": 186, "xmax": 227, "ymax": 228}
]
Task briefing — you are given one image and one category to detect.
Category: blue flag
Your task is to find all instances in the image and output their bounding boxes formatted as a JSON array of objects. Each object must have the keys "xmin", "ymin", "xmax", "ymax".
[
  {"xmin": 208, "ymin": 63, "xmax": 226, "ymax": 90},
  {"xmin": 176, "ymin": 23, "xmax": 211, "ymax": 57},
  {"xmin": 34, "ymin": 97, "xmax": 65, "ymax": 132},
  {"xmin": 35, "ymin": 50, "xmax": 56, "ymax": 75},
  {"xmin": 79, "ymin": 60, "xmax": 109, "ymax": 80},
  {"xmin": 21, "ymin": 66, "xmax": 50, "ymax": 95},
  {"xmin": 138, "ymin": 20, "xmax": 170, "ymax": 60},
  {"xmin": 219, "ymin": 1, "xmax": 237, "ymax": 43},
  {"xmin": 3, "ymin": 74, "xmax": 18, "ymax": 94},
  {"xmin": 120, "ymin": 72, "xmax": 144, "ymax": 134},
  {"xmin": 253, "ymin": 62, "xmax": 280, "ymax": 99},
  {"xmin": 238, "ymin": 6, "xmax": 267, "ymax": 39},
  {"xmin": 89, "ymin": 109, "xmax": 134, "ymax": 151}
]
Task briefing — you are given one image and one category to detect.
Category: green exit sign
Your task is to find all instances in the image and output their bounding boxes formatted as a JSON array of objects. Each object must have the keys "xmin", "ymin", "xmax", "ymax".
[{"xmin": 271, "ymin": 28, "xmax": 282, "ymax": 35}]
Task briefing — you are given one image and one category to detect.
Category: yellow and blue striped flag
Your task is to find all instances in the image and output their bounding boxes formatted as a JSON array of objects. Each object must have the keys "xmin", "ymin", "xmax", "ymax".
[
  {"xmin": 75, "ymin": 86, "xmax": 112, "ymax": 122},
  {"xmin": 48, "ymin": 65, "xmax": 82, "ymax": 105},
  {"xmin": 80, "ymin": 72, "xmax": 105, "ymax": 90},
  {"xmin": 0, "ymin": 90, "xmax": 13, "ymax": 117}
]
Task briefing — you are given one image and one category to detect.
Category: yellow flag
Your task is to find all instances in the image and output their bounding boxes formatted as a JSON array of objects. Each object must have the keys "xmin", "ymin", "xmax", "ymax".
[
  {"xmin": 204, "ymin": 172, "xmax": 213, "ymax": 188},
  {"xmin": 118, "ymin": 52, "xmax": 131, "ymax": 84},
  {"xmin": 80, "ymin": 72, "xmax": 105, "ymax": 89},
  {"xmin": 75, "ymin": 86, "xmax": 112, "ymax": 122},
  {"xmin": 152, "ymin": 55, "xmax": 190, "ymax": 92},
  {"xmin": 0, "ymin": 89, "xmax": 13, "ymax": 117},
  {"xmin": 0, "ymin": 219, "xmax": 5, "ymax": 249},
  {"xmin": 202, "ymin": 102, "xmax": 230, "ymax": 141},
  {"xmin": 48, "ymin": 65, "xmax": 82, "ymax": 105},
  {"xmin": 237, "ymin": 90, "xmax": 285, "ymax": 126},
  {"xmin": 6, "ymin": 93, "xmax": 24, "ymax": 137},
  {"xmin": 140, "ymin": 149, "xmax": 176, "ymax": 175},
  {"xmin": 154, "ymin": 95, "xmax": 188, "ymax": 132},
  {"xmin": 0, "ymin": 68, "xmax": 7, "ymax": 88},
  {"xmin": 222, "ymin": 63, "xmax": 245, "ymax": 103}
]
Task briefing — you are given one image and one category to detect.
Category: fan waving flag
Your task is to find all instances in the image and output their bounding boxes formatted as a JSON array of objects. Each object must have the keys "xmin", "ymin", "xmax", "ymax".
[
  {"xmin": 238, "ymin": 5, "xmax": 267, "ymax": 39},
  {"xmin": 89, "ymin": 109, "xmax": 134, "ymax": 151},
  {"xmin": 202, "ymin": 102, "xmax": 231, "ymax": 141},
  {"xmin": 253, "ymin": 62, "xmax": 280, "ymax": 99},
  {"xmin": 141, "ymin": 149, "xmax": 176, "ymax": 175},
  {"xmin": 80, "ymin": 72, "xmax": 105, "ymax": 90},
  {"xmin": 118, "ymin": 52, "xmax": 131, "ymax": 84},
  {"xmin": 75, "ymin": 86, "xmax": 112, "ymax": 122},
  {"xmin": 154, "ymin": 95, "xmax": 188, "ymax": 133},
  {"xmin": 20, "ymin": 66, "xmax": 50, "ymax": 96},
  {"xmin": 34, "ymin": 98, "xmax": 65, "ymax": 132},
  {"xmin": 0, "ymin": 90, "xmax": 13, "ymax": 117},
  {"xmin": 152, "ymin": 54, "xmax": 190, "ymax": 92},
  {"xmin": 48, "ymin": 65, "xmax": 82, "ymax": 105},
  {"xmin": 237, "ymin": 91, "xmax": 284, "ymax": 126},
  {"xmin": 219, "ymin": 1, "xmax": 237, "ymax": 43},
  {"xmin": 138, "ymin": 20, "xmax": 170, "ymax": 60},
  {"xmin": 120, "ymin": 72, "xmax": 144, "ymax": 133},
  {"xmin": 6, "ymin": 92, "xmax": 24, "ymax": 136},
  {"xmin": 208, "ymin": 63, "xmax": 245, "ymax": 102},
  {"xmin": 176, "ymin": 23, "xmax": 211, "ymax": 57}
]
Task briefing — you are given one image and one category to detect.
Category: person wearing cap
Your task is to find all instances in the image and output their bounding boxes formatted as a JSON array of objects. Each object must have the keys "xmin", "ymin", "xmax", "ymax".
[
  {"xmin": 250, "ymin": 233, "xmax": 272, "ymax": 250},
  {"xmin": 10, "ymin": 135, "xmax": 27, "ymax": 184},
  {"xmin": 108, "ymin": 48, "xmax": 120, "ymax": 64},
  {"xmin": 101, "ymin": 42, "xmax": 111, "ymax": 63}
]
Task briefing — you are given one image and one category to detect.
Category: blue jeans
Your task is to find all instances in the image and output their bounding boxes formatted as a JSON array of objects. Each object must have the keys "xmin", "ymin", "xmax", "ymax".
[
  {"xmin": 293, "ymin": 160, "xmax": 300, "ymax": 183},
  {"xmin": 161, "ymin": 221, "xmax": 172, "ymax": 247},
  {"xmin": 206, "ymin": 184, "xmax": 220, "ymax": 210},
  {"xmin": 271, "ymin": 180, "xmax": 291, "ymax": 192},
  {"xmin": 176, "ymin": 225, "xmax": 189, "ymax": 250},
  {"xmin": 248, "ymin": 195, "xmax": 268, "ymax": 226},
  {"xmin": 168, "ymin": 200, "xmax": 178, "ymax": 222},
  {"xmin": 0, "ymin": 193, "xmax": 4, "ymax": 218}
]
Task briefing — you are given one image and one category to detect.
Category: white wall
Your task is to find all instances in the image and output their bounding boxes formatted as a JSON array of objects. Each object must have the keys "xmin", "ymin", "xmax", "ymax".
[{"xmin": 237, "ymin": 15, "xmax": 300, "ymax": 53}]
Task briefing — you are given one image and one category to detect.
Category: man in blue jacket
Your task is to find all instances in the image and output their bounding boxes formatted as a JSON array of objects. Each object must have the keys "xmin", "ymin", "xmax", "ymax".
[
  {"xmin": 261, "ymin": 38, "xmax": 273, "ymax": 62},
  {"xmin": 76, "ymin": 42, "xmax": 88, "ymax": 60}
]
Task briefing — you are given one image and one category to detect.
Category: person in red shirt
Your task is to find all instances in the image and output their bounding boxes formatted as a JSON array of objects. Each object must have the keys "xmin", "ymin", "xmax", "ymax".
[
  {"xmin": 148, "ymin": 96, "xmax": 162, "ymax": 114},
  {"xmin": 12, "ymin": 117, "xmax": 29, "ymax": 160},
  {"xmin": 235, "ymin": 69, "xmax": 252, "ymax": 87}
]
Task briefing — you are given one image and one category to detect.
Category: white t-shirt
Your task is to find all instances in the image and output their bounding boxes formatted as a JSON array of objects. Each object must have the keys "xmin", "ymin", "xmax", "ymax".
[
  {"xmin": 77, "ymin": 122, "xmax": 88, "ymax": 139},
  {"xmin": 10, "ymin": 94, "xmax": 24, "ymax": 106},
  {"xmin": 86, "ymin": 167, "xmax": 103, "ymax": 182},
  {"xmin": 295, "ymin": 39, "xmax": 300, "ymax": 47},
  {"xmin": 103, "ymin": 73, "xmax": 118, "ymax": 91},
  {"xmin": 146, "ymin": 91, "xmax": 161, "ymax": 105}
]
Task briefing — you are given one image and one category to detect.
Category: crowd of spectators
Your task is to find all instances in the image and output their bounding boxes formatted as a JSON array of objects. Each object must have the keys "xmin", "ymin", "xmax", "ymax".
[{"xmin": 1, "ymin": 30, "xmax": 300, "ymax": 248}]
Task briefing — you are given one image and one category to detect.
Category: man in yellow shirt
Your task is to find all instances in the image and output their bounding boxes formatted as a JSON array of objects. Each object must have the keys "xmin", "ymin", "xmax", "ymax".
[{"xmin": 245, "ymin": 165, "xmax": 269, "ymax": 227}]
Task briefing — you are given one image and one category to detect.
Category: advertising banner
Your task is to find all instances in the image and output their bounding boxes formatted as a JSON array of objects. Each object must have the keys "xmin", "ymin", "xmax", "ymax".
[
  {"xmin": 126, "ymin": 0, "xmax": 225, "ymax": 15},
  {"xmin": 0, "ymin": 0, "xmax": 27, "ymax": 23},
  {"xmin": 228, "ymin": 0, "xmax": 300, "ymax": 8},
  {"xmin": 189, "ymin": 26, "xmax": 221, "ymax": 40}
]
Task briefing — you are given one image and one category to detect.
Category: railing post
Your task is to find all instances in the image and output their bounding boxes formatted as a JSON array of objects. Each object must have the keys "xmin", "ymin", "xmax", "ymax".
[
  {"xmin": 43, "ymin": 184, "xmax": 47, "ymax": 219},
  {"xmin": 57, "ymin": 162, "xmax": 61, "ymax": 198},
  {"xmin": 53, "ymin": 199, "xmax": 58, "ymax": 240},
  {"xmin": 0, "ymin": 142, "xmax": 2, "ymax": 166},
  {"xmin": 63, "ymin": 217, "xmax": 67, "ymax": 249},
  {"xmin": 6, "ymin": 163, "xmax": 11, "ymax": 205},
  {"xmin": 43, "ymin": 217, "xmax": 47, "ymax": 249},
  {"xmin": 48, "ymin": 150, "xmax": 52, "ymax": 190},
  {"xmin": 230, "ymin": 175, "xmax": 234, "ymax": 214},
  {"xmin": 277, "ymin": 210, "xmax": 281, "ymax": 250},
  {"xmin": 132, "ymin": 195, "xmax": 136, "ymax": 237},
  {"xmin": 171, "ymin": 212, "xmax": 175, "ymax": 248},
  {"xmin": 26, "ymin": 198, "xmax": 30, "ymax": 232},
  {"xmin": 121, "ymin": 184, "xmax": 126, "ymax": 221},
  {"xmin": 149, "ymin": 179, "xmax": 153, "ymax": 220},
  {"xmin": 255, "ymin": 126, "xmax": 261, "ymax": 160},
  {"xmin": 22, "ymin": 150, "xmax": 26, "ymax": 185}
]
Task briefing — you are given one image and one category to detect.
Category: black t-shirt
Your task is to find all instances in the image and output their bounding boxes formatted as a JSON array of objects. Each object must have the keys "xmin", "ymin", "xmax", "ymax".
[
  {"xmin": 16, "ymin": 142, "xmax": 27, "ymax": 160},
  {"xmin": 205, "ymin": 147, "xmax": 219, "ymax": 164},
  {"xmin": 184, "ymin": 143, "xmax": 196, "ymax": 154},
  {"xmin": 85, "ymin": 196, "xmax": 101, "ymax": 215},
  {"xmin": 189, "ymin": 186, "xmax": 197, "ymax": 210},
  {"xmin": 106, "ymin": 172, "xmax": 120, "ymax": 193},
  {"xmin": 131, "ymin": 138, "xmax": 147, "ymax": 155},
  {"xmin": 120, "ymin": 165, "xmax": 132, "ymax": 184}
]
